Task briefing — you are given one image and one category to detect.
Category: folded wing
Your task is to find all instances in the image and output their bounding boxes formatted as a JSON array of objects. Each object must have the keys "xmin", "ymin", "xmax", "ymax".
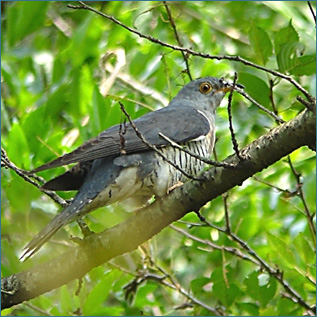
[{"xmin": 33, "ymin": 106, "xmax": 211, "ymax": 173}]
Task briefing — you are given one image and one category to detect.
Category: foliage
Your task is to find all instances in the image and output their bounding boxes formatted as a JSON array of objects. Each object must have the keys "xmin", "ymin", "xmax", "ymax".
[{"xmin": 1, "ymin": 1, "xmax": 315, "ymax": 316}]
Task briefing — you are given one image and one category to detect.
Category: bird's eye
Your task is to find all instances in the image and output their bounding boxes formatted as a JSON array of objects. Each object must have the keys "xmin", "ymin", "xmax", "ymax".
[{"xmin": 199, "ymin": 82, "xmax": 213, "ymax": 94}]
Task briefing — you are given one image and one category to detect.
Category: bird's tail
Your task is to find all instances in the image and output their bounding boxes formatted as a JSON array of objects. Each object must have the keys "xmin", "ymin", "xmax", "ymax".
[{"xmin": 20, "ymin": 202, "xmax": 86, "ymax": 262}]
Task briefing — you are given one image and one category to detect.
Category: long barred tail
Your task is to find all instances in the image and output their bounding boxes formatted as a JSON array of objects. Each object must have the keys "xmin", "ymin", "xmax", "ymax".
[{"xmin": 20, "ymin": 201, "xmax": 88, "ymax": 261}]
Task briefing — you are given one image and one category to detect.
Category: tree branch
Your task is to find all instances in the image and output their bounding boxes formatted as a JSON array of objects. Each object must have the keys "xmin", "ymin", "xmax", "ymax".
[
  {"xmin": 68, "ymin": 1, "xmax": 314, "ymax": 102},
  {"xmin": 1, "ymin": 107, "xmax": 315, "ymax": 310}
]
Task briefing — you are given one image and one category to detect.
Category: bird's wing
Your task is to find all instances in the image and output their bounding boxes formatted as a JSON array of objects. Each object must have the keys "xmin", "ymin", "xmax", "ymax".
[{"xmin": 32, "ymin": 106, "xmax": 211, "ymax": 173}]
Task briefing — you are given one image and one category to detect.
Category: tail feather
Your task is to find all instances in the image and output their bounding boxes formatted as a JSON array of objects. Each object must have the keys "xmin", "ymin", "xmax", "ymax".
[{"xmin": 20, "ymin": 203, "xmax": 86, "ymax": 261}]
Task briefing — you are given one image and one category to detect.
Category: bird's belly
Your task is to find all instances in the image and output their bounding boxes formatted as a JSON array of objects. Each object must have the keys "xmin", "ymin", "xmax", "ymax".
[
  {"xmin": 90, "ymin": 167, "xmax": 143, "ymax": 209},
  {"xmin": 142, "ymin": 138, "xmax": 213, "ymax": 198},
  {"xmin": 89, "ymin": 137, "xmax": 212, "ymax": 211}
]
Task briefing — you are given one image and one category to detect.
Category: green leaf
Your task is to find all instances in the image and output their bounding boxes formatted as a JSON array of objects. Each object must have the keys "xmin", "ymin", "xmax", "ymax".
[
  {"xmin": 293, "ymin": 232, "xmax": 315, "ymax": 266},
  {"xmin": 212, "ymin": 281, "xmax": 242, "ymax": 307},
  {"xmin": 89, "ymin": 87, "xmax": 111, "ymax": 136},
  {"xmin": 289, "ymin": 54, "xmax": 316, "ymax": 76},
  {"xmin": 276, "ymin": 41, "xmax": 305, "ymax": 73},
  {"xmin": 266, "ymin": 232, "xmax": 296, "ymax": 268},
  {"xmin": 7, "ymin": 121, "xmax": 30, "ymax": 169},
  {"xmin": 249, "ymin": 23, "xmax": 273, "ymax": 65},
  {"xmin": 245, "ymin": 271, "xmax": 277, "ymax": 308},
  {"xmin": 190, "ymin": 277, "xmax": 210, "ymax": 295},
  {"xmin": 236, "ymin": 302, "xmax": 259, "ymax": 316},
  {"xmin": 82, "ymin": 270, "xmax": 116, "ymax": 315},
  {"xmin": 7, "ymin": 2, "xmax": 49, "ymax": 46},
  {"xmin": 274, "ymin": 19, "xmax": 299, "ymax": 55},
  {"xmin": 238, "ymin": 73, "xmax": 270, "ymax": 108},
  {"xmin": 60, "ymin": 285, "xmax": 73, "ymax": 314}
]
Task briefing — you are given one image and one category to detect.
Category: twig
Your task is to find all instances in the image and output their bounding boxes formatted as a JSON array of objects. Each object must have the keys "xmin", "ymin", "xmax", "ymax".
[
  {"xmin": 140, "ymin": 245, "xmax": 224, "ymax": 315},
  {"xmin": 119, "ymin": 119, "xmax": 127, "ymax": 154},
  {"xmin": 197, "ymin": 215, "xmax": 315, "ymax": 314},
  {"xmin": 227, "ymin": 73, "xmax": 242, "ymax": 160},
  {"xmin": 222, "ymin": 193, "xmax": 231, "ymax": 233},
  {"xmin": 235, "ymin": 88, "xmax": 285, "ymax": 123},
  {"xmin": 307, "ymin": 1, "xmax": 316, "ymax": 24},
  {"xmin": 297, "ymin": 95, "xmax": 316, "ymax": 112},
  {"xmin": 68, "ymin": 1, "xmax": 314, "ymax": 102},
  {"xmin": 287, "ymin": 156, "xmax": 316, "ymax": 246},
  {"xmin": 170, "ymin": 224, "xmax": 258, "ymax": 265},
  {"xmin": 24, "ymin": 303, "xmax": 53, "ymax": 316},
  {"xmin": 253, "ymin": 176, "xmax": 295, "ymax": 196},
  {"xmin": 112, "ymin": 245, "xmax": 223, "ymax": 315},
  {"xmin": 268, "ymin": 79, "xmax": 281, "ymax": 125},
  {"xmin": 118, "ymin": 102, "xmax": 204, "ymax": 181},
  {"xmin": 163, "ymin": 1, "xmax": 192, "ymax": 80},
  {"xmin": 158, "ymin": 132, "xmax": 236, "ymax": 168},
  {"xmin": 1, "ymin": 148, "xmax": 67, "ymax": 207}
]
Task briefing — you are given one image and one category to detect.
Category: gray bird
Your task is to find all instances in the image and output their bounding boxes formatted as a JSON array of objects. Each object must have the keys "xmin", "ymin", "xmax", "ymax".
[{"xmin": 21, "ymin": 76, "xmax": 232, "ymax": 261}]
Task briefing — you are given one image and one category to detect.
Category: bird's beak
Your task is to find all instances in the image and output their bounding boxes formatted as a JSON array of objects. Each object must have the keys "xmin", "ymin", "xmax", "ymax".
[
  {"xmin": 217, "ymin": 82, "xmax": 244, "ymax": 94},
  {"xmin": 218, "ymin": 86, "xmax": 233, "ymax": 93}
]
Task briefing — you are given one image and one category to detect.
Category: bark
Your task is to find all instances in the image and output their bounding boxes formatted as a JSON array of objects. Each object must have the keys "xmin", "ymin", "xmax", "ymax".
[{"xmin": 1, "ymin": 108, "xmax": 315, "ymax": 309}]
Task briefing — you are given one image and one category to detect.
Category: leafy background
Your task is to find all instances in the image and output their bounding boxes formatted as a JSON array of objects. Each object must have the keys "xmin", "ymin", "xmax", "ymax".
[{"xmin": 1, "ymin": 1, "xmax": 315, "ymax": 316}]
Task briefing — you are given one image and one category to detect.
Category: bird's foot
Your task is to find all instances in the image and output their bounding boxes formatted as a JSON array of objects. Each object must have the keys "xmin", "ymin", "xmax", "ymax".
[
  {"xmin": 77, "ymin": 218, "xmax": 94, "ymax": 238},
  {"xmin": 70, "ymin": 219, "xmax": 95, "ymax": 245},
  {"xmin": 167, "ymin": 181, "xmax": 184, "ymax": 194}
]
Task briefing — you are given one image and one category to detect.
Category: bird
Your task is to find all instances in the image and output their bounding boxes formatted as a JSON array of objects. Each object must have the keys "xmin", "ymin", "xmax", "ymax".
[{"xmin": 20, "ymin": 76, "xmax": 233, "ymax": 261}]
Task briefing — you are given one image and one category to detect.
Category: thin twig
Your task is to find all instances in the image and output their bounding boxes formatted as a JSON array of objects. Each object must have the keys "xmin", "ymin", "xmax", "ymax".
[
  {"xmin": 143, "ymin": 246, "xmax": 224, "ymax": 315},
  {"xmin": 222, "ymin": 193, "xmax": 231, "ymax": 233},
  {"xmin": 268, "ymin": 79, "xmax": 281, "ymax": 125},
  {"xmin": 227, "ymin": 72, "xmax": 242, "ymax": 159},
  {"xmin": 287, "ymin": 156, "xmax": 316, "ymax": 246},
  {"xmin": 296, "ymin": 95, "xmax": 316, "ymax": 112},
  {"xmin": 307, "ymin": 1, "xmax": 316, "ymax": 24},
  {"xmin": 196, "ymin": 216, "xmax": 315, "ymax": 314},
  {"xmin": 118, "ymin": 102, "xmax": 204, "ymax": 181},
  {"xmin": 112, "ymin": 245, "xmax": 223, "ymax": 315},
  {"xmin": 163, "ymin": 1, "xmax": 192, "ymax": 80},
  {"xmin": 253, "ymin": 175, "xmax": 295, "ymax": 196},
  {"xmin": 158, "ymin": 132, "xmax": 236, "ymax": 168},
  {"xmin": 24, "ymin": 303, "xmax": 53, "ymax": 316},
  {"xmin": 1, "ymin": 148, "xmax": 67, "ymax": 207},
  {"xmin": 170, "ymin": 224, "xmax": 258, "ymax": 265},
  {"xmin": 235, "ymin": 88, "xmax": 285, "ymax": 123},
  {"xmin": 68, "ymin": 1, "xmax": 314, "ymax": 102}
]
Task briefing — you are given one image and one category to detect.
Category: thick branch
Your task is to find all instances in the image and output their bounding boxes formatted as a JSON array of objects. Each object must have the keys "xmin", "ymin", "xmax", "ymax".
[{"xmin": 1, "ymin": 108, "xmax": 315, "ymax": 310}]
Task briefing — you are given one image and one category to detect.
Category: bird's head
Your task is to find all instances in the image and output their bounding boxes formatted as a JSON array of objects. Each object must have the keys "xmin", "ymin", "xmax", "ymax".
[{"xmin": 169, "ymin": 76, "xmax": 240, "ymax": 114}]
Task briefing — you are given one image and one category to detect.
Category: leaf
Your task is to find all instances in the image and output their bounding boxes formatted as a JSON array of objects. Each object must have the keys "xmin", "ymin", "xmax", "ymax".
[
  {"xmin": 276, "ymin": 41, "xmax": 305, "ymax": 73},
  {"xmin": 274, "ymin": 19, "xmax": 300, "ymax": 55},
  {"xmin": 190, "ymin": 277, "xmax": 210, "ymax": 295},
  {"xmin": 7, "ymin": 121, "xmax": 30, "ymax": 169},
  {"xmin": 289, "ymin": 54, "xmax": 316, "ymax": 76},
  {"xmin": 266, "ymin": 232, "xmax": 296, "ymax": 268},
  {"xmin": 293, "ymin": 232, "xmax": 315, "ymax": 266},
  {"xmin": 249, "ymin": 23, "xmax": 273, "ymax": 65},
  {"xmin": 212, "ymin": 282, "xmax": 242, "ymax": 307},
  {"xmin": 7, "ymin": 2, "xmax": 49, "ymax": 46},
  {"xmin": 82, "ymin": 270, "xmax": 116, "ymax": 315},
  {"xmin": 236, "ymin": 302, "xmax": 259, "ymax": 316},
  {"xmin": 60, "ymin": 285, "xmax": 73, "ymax": 314},
  {"xmin": 245, "ymin": 271, "xmax": 277, "ymax": 308},
  {"xmin": 238, "ymin": 73, "xmax": 270, "ymax": 108}
]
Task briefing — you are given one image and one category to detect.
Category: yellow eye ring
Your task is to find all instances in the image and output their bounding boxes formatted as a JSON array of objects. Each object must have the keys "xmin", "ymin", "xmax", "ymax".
[{"xmin": 199, "ymin": 82, "xmax": 213, "ymax": 94}]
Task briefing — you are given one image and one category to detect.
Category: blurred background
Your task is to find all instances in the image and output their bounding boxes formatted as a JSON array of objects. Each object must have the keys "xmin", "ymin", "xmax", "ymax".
[{"xmin": 1, "ymin": 1, "xmax": 315, "ymax": 316}]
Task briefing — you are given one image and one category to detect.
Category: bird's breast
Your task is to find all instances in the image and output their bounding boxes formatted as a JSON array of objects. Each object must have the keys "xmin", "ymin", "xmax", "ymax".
[{"xmin": 141, "ymin": 132, "xmax": 214, "ymax": 198}]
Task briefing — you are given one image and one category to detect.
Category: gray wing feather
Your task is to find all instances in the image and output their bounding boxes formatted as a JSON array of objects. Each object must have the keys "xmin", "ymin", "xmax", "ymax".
[{"xmin": 33, "ymin": 106, "xmax": 210, "ymax": 172}]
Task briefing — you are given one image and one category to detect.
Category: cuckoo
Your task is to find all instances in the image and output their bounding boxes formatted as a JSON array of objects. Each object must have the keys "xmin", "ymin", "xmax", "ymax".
[{"xmin": 21, "ymin": 76, "xmax": 233, "ymax": 260}]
